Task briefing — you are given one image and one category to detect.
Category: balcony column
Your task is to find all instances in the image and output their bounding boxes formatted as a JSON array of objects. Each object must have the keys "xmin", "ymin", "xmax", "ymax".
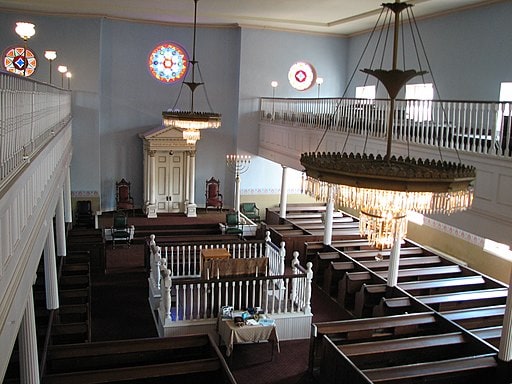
[
  {"xmin": 323, "ymin": 186, "xmax": 334, "ymax": 246},
  {"xmin": 63, "ymin": 167, "xmax": 72, "ymax": 223},
  {"xmin": 55, "ymin": 192, "xmax": 66, "ymax": 257},
  {"xmin": 44, "ymin": 223, "xmax": 59, "ymax": 310},
  {"xmin": 18, "ymin": 292, "xmax": 40, "ymax": 384},
  {"xmin": 186, "ymin": 150, "xmax": 197, "ymax": 217},
  {"xmin": 279, "ymin": 165, "xmax": 289, "ymax": 220},
  {"xmin": 498, "ymin": 272, "xmax": 512, "ymax": 361}
]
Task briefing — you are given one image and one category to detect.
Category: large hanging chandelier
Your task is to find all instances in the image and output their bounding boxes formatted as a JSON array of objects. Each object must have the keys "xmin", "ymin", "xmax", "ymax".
[
  {"xmin": 301, "ymin": 1, "xmax": 476, "ymax": 249},
  {"xmin": 162, "ymin": 0, "xmax": 221, "ymax": 144}
]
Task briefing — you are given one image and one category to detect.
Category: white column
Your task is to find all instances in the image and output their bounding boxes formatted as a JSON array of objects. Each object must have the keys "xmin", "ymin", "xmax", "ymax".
[
  {"xmin": 44, "ymin": 224, "xmax": 60, "ymax": 310},
  {"xmin": 323, "ymin": 187, "xmax": 334, "ymax": 246},
  {"xmin": 186, "ymin": 151, "xmax": 197, "ymax": 217},
  {"xmin": 498, "ymin": 271, "xmax": 512, "ymax": 361},
  {"xmin": 279, "ymin": 165, "xmax": 289, "ymax": 220},
  {"xmin": 19, "ymin": 292, "xmax": 40, "ymax": 384},
  {"xmin": 386, "ymin": 234, "xmax": 401, "ymax": 288},
  {"xmin": 184, "ymin": 151, "xmax": 190, "ymax": 204},
  {"xmin": 63, "ymin": 167, "xmax": 72, "ymax": 223},
  {"xmin": 146, "ymin": 150, "xmax": 157, "ymax": 218},
  {"xmin": 142, "ymin": 146, "xmax": 148, "ymax": 206},
  {"xmin": 55, "ymin": 193, "xmax": 66, "ymax": 257}
]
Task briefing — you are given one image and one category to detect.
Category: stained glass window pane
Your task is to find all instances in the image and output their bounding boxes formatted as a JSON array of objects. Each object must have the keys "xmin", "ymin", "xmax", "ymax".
[
  {"xmin": 148, "ymin": 42, "xmax": 189, "ymax": 83},
  {"xmin": 3, "ymin": 46, "xmax": 37, "ymax": 77}
]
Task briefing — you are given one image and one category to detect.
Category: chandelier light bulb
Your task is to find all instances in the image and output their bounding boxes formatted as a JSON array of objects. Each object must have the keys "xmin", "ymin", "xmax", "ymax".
[
  {"xmin": 15, "ymin": 22, "xmax": 35, "ymax": 40},
  {"xmin": 44, "ymin": 50, "xmax": 57, "ymax": 61}
]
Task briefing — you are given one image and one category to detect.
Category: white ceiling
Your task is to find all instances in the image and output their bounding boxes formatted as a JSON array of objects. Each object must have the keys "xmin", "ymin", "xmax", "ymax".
[{"xmin": 0, "ymin": 0, "xmax": 496, "ymax": 35}]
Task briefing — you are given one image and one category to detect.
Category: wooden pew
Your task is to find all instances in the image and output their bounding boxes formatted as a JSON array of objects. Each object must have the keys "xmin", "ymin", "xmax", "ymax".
[
  {"xmin": 339, "ymin": 272, "xmax": 385, "ymax": 311},
  {"xmin": 310, "ymin": 312, "xmax": 439, "ymax": 373},
  {"xmin": 361, "ymin": 354, "xmax": 498, "ymax": 383},
  {"xmin": 442, "ymin": 305, "xmax": 505, "ymax": 329},
  {"xmin": 43, "ymin": 334, "xmax": 235, "ymax": 384},
  {"xmin": 375, "ymin": 288, "xmax": 509, "ymax": 316},
  {"xmin": 472, "ymin": 326, "xmax": 502, "ymax": 348},
  {"xmin": 344, "ymin": 246, "xmax": 425, "ymax": 260},
  {"xmin": 312, "ymin": 251, "xmax": 341, "ymax": 284},
  {"xmin": 322, "ymin": 261, "xmax": 355, "ymax": 297},
  {"xmin": 376, "ymin": 264, "xmax": 463, "ymax": 281},
  {"xmin": 359, "ymin": 255, "xmax": 442, "ymax": 270}
]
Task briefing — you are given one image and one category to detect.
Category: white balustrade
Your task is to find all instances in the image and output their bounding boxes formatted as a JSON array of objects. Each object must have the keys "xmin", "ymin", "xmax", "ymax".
[{"xmin": 260, "ymin": 97, "xmax": 512, "ymax": 157}]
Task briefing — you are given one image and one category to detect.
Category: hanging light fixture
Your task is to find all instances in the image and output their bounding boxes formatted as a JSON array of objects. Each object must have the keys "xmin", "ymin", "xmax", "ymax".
[
  {"xmin": 301, "ymin": 1, "xmax": 476, "ymax": 249},
  {"xmin": 162, "ymin": 0, "xmax": 221, "ymax": 145}
]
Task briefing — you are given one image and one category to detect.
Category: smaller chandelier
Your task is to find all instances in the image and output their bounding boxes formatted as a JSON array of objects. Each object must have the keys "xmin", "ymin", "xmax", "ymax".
[
  {"xmin": 161, "ymin": 0, "xmax": 221, "ymax": 144},
  {"xmin": 182, "ymin": 128, "xmax": 201, "ymax": 144}
]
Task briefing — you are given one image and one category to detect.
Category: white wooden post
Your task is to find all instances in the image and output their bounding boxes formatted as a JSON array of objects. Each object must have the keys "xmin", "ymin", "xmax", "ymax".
[
  {"xmin": 498, "ymin": 270, "xmax": 512, "ymax": 361},
  {"xmin": 291, "ymin": 251, "xmax": 300, "ymax": 305},
  {"xmin": 304, "ymin": 262, "xmax": 313, "ymax": 315},
  {"xmin": 160, "ymin": 268, "xmax": 172, "ymax": 324},
  {"xmin": 154, "ymin": 246, "xmax": 162, "ymax": 290}
]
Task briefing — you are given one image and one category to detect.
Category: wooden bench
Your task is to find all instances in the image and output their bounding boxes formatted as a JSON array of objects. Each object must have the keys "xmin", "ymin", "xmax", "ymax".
[
  {"xmin": 376, "ymin": 264, "xmax": 463, "ymax": 281},
  {"xmin": 339, "ymin": 272, "xmax": 385, "ymax": 311},
  {"xmin": 397, "ymin": 275, "xmax": 486, "ymax": 295},
  {"xmin": 44, "ymin": 334, "xmax": 235, "ymax": 384},
  {"xmin": 360, "ymin": 255, "xmax": 442, "ymax": 270},
  {"xmin": 472, "ymin": 326, "xmax": 502, "ymax": 348},
  {"xmin": 375, "ymin": 288, "xmax": 508, "ymax": 316},
  {"xmin": 362, "ymin": 354, "xmax": 498, "ymax": 383},
  {"xmin": 310, "ymin": 312, "xmax": 438, "ymax": 373},
  {"xmin": 312, "ymin": 251, "xmax": 341, "ymax": 284},
  {"xmin": 322, "ymin": 261, "xmax": 355, "ymax": 297},
  {"xmin": 442, "ymin": 305, "xmax": 505, "ymax": 329},
  {"xmin": 344, "ymin": 246, "xmax": 425, "ymax": 260}
]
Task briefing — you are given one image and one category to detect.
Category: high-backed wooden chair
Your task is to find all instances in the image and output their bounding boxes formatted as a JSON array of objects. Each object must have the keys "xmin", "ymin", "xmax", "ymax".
[
  {"xmin": 205, "ymin": 177, "xmax": 223, "ymax": 211},
  {"xmin": 240, "ymin": 202, "xmax": 260, "ymax": 222},
  {"xmin": 111, "ymin": 211, "xmax": 131, "ymax": 248},
  {"xmin": 75, "ymin": 200, "xmax": 94, "ymax": 228},
  {"xmin": 116, "ymin": 178, "xmax": 134, "ymax": 215}
]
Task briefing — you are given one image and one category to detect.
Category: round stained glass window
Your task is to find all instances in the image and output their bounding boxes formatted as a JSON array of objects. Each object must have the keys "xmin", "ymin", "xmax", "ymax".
[
  {"xmin": 148, "ymin": 42, "xmax": 189, "ymax": 83},
  {"xmin": 288, "ymin": 61, "xmax": 316, "ymax": 91},
  {"xmin": 3, "ymin": 46, "xmax": 37, "ymax": 77}
]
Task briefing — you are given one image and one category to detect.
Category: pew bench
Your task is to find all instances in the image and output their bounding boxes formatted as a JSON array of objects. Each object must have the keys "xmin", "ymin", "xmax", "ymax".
[
  {"xmin": 344, "ymin": 246, "xmax": 425, "ymax": 260},
  {"xmin": 376, "ymin": 264, "xmax": 463, "ymax": 281},
  {"xmin": 43, "ymin": 334, "xmax": 234, "ymax": 384},
  {"xmin": 442, "ymin": 304, "xmax": 505, "ymax": 329},
  {"xmin": 361, "ymin": 353, "xmax": 498, "ymax": 383},
  {"xmin": 312, "ymin": 251, "xmax": 342, "ymax": 284},
  {"xmin": 360, "ymin": 255, "xmax": 442, "ymax": 270},
  {"xmin": 322, "ymin": 261, "xmax": 355, "ymax": 297},
  {"xmin": 472, "ymin": 326, "xmax": 502, "ymax": 348},
  {"xmin": 339, "ymin": 272, "xmax": 385, "ymax": 311},
  {"xmin": 310, "ymin": 312, "xmax": 439, "ymax": 373},
  {"xmin": 398, "ymin": 275, "xmax": 486, "ymax": 295}
]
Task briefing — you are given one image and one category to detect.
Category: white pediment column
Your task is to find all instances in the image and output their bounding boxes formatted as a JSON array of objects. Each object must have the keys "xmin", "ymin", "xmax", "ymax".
[{"xmin": 186, "ymin": 150, "xmax": 197, "ymax": 217}]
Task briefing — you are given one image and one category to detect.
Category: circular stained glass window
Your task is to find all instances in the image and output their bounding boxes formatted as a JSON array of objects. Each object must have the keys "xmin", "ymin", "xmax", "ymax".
[
  {"xmin": 3, "ymin": 46, "xmax": 37, "ymax": 77},
  {"xmin": 288, "ymin": 61, "xmax": 316, "ymax": 91},
  {"xmin": 148, "ymin": 42, "xmax": 189, "ymax": 83}
]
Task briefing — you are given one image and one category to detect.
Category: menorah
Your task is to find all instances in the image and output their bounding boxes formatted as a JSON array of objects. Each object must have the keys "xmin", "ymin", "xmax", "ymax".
[{"xmin": 226, "ymin": 155, "xmax": 251, "ymax": 216}]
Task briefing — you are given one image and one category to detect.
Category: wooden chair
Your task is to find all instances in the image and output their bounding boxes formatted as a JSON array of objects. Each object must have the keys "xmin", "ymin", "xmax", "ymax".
[
  {"xmin": 240, "ymin": 202, "xmax": 260, "ymax": 222},
  {"xmin": 205, "ymin": 177, "xmax": 223, "ymax": 211},
  {"xmin": 75, "ymin": 200, "xmax": 94, "ymax": 228},
  {"xmin": 224, "ymin": 212, "xmax": 243, "ymax": 237},
  {"xmin": 116, "ymin": 178, "xmax": 134, "ymax": 215},
  {"xmin": 111, "ymin": 211, "xmax": 131, "ymax": 248}
]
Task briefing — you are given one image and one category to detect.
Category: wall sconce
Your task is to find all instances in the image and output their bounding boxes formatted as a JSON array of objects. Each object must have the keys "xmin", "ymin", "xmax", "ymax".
[
  {"xmin": 66, "ymin": 71, "xmax": 72, "ymax": 89},
  {"xmin": 44, "ymin": 50, "xmax": 57, "ymax": 84},
  {"xmin": 15, "ymin": 22, "xmax": 35, "ymax": 76},
  {"xmin": 316, "ymin": 77, "xmax": 324, "ymax": 98},
  {"xmin": 57, "ymin": 65, "xmax": 68, "ymax": 88},
  {"xmin": 271, "ymin": 81, "xmax": 278, "ymax": 98}
]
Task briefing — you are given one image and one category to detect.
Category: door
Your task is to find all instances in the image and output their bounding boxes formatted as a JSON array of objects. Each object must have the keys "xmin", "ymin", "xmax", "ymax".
[{"xmin": 155, "ymin": 152, "xmax": 184, "ymax": 213}]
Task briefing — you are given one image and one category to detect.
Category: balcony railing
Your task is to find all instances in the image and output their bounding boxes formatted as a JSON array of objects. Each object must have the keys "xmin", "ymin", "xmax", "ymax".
[
  {"xmin": 260, "ymin": 97, "xmax": 512, "ymax": 157},
  {"xmin": 0, "ymin": 70, "xmax": 71, "ymax": 190}
]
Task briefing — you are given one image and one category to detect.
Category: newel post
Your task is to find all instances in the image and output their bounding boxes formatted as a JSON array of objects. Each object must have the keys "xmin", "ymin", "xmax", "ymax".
[
  {"xmin": 291, "ymin": 251, "xmax": 300, "ymax": 305},
  {"xmin": 279, "ymin": 241, "xmax": 286, "ymax": 276},
  {"xmin": 264, "ymin": 231, "xmax": 271, "ymax": 257},
  {"xmin": 160, "ymin": 268, "xmax": 172, "ymax": 324},
  {"xmin": 304, "ymin": 262, "xmax": 313, "ymax": 315},
  {"xmin": 154, "ymin": 245, "xmax": 162, "ymax": 290}
]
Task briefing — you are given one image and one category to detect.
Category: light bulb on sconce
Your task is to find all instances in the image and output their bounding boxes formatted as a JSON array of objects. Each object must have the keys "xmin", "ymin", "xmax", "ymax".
[
  {"xmin": 66, "ymin": 72, "xmax": 72, "ymax": 89},
  {"xmin": 15, "ymin": 22, "xmax": 35, "ymax": 76},
  {"xmin": 316, "ymin": 77, "xmax": 324, "ymax": 98},
  {"xmin": 44, "ymin": 50, "xmax": 57, "ymax": 84},
  {"xmin": 57, "ymin": 65, "xmax": 68, "ymax": 88}
]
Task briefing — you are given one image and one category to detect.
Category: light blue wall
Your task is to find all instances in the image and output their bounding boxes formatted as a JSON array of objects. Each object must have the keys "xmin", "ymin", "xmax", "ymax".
[
  {"xmin": 236, "ymin": 28, "xmax": 348, "ymax": 196},
  {"xmin": 345, "ymin": 1, "xmax": 512, "ymax": 100}
]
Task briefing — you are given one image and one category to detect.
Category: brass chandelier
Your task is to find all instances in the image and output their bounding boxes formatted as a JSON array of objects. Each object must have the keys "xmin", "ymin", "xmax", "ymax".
[
  {"xmin": 301, "ymin": 1, "xmax": 476, "ymax": 249},
  {"xmin": 162, "ymin": 0, "xmax": 221, "ymax": 144}
]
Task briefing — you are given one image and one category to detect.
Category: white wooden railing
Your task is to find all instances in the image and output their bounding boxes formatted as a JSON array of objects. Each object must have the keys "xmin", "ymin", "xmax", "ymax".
[
  {"xmin": 0, "ymin": 70, "xmax": 71, "ymax": 190},
  {"xmin": 260, "ymin": 97, "xmax": 512, "ymax": 157},
  {"xmin": 147, "ymin": 233, "xmax": 313, "ymax": 324}
]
